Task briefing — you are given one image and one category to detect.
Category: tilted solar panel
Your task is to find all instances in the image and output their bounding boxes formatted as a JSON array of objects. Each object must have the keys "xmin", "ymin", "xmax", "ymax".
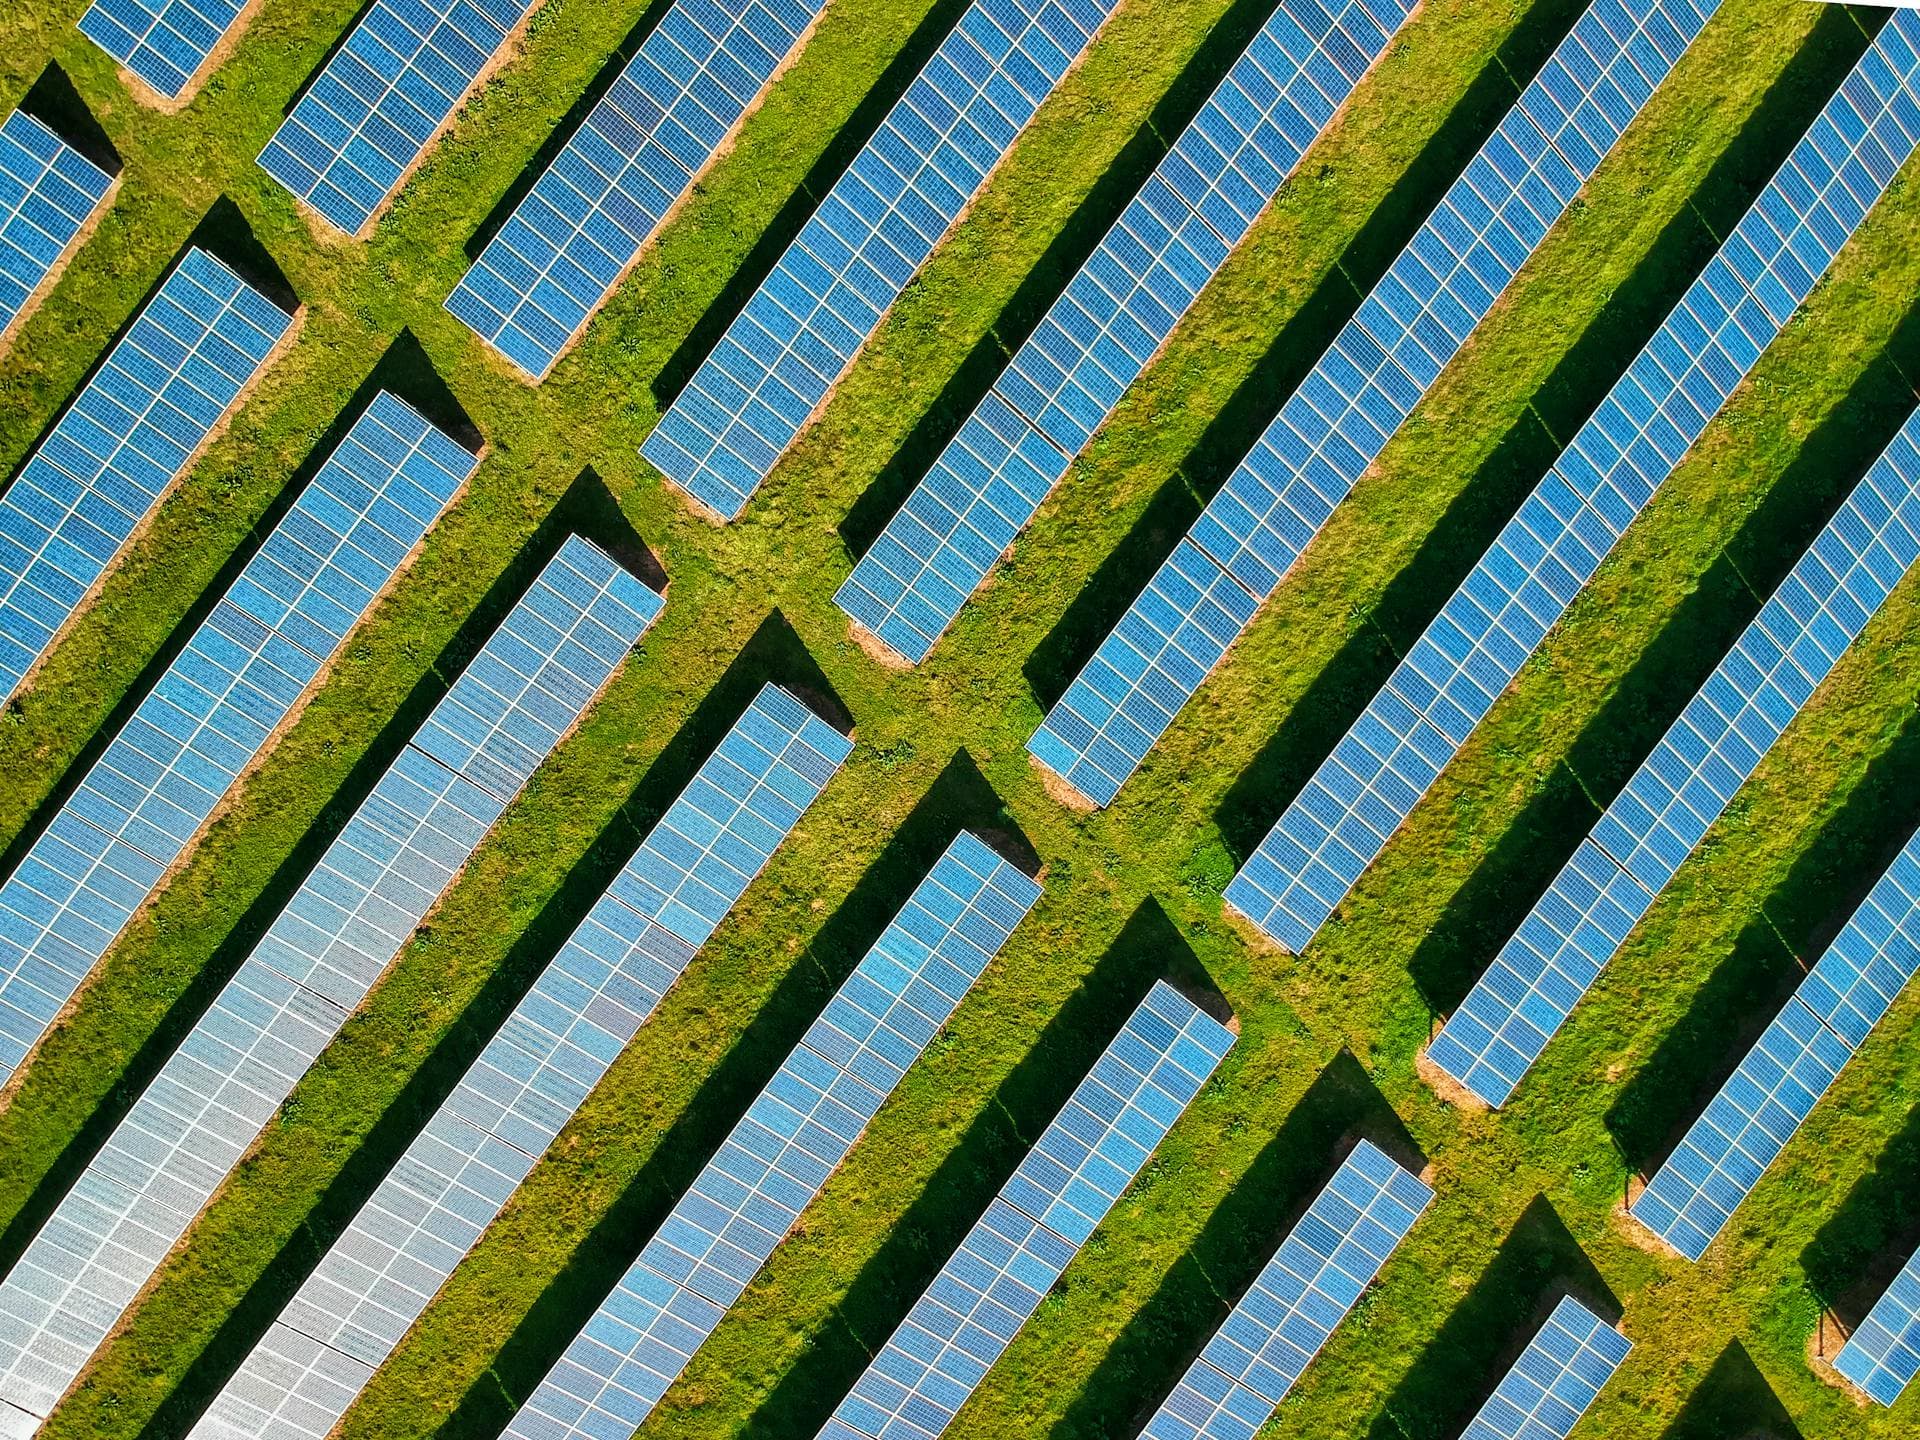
[
  {"xmin": 0, "ymin": 509, "xmax": 646, "ymax": 1440},
  {"xmin": 641, "ymin": 0, "xmax": 1127, "ymax": 521},
  {"xmin": 1138, "ymin": 1139, "xmax": 1429, "ymax": 1440},
  {"xmin": 1459, "ymin": 1297, "xmax": 1631, "ymax": 1440},
  {"xmin": 816, "ymin": 979, "xmax": 1235, "ymax": 1440},
  {"xmin": 833, "ymin": 0, "xmax": 1416, "ymax": 665},
  {"xmin": 0, "ymin": 110, "xmax": 114, "ymax": 350},
  {"xmin": 488, "ymin": 831, "xmax": 1039, "ymax": 1440},
  {"xmin": 78, "ymin": 0, "xmax": 253, "ymax": 103},
  {"xmin": 1836, "ymin": 1243, "xmax": 1920, "ymax": 1407},
  {"xmin": 1025, "ymin": 0, "xmax": 1728, "ymax": 809},
  {"xmin": 259, "ymin": 0, "xmax": 540, "ymax": 238},
  {"xmin": 1226, "ymin": 14, "xmax": 1920, "ymax": 960},
  {"xmin": 0, "ymin": 246, "xmax": 296, "ymax": 706},
  {"xmin": 448, "ymin": 0, "xmax": 831, "ymax": 380}
]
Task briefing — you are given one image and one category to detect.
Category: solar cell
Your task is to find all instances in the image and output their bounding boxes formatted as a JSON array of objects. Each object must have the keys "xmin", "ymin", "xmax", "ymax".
[
  {"xmin": 0, "ymin": 530, "xmax": 650, "ymax": 1433},
  {"xmin": 258, "ymin": 0, "xmax": 541, "ymax": 238},
  {"xmin": 1225, "ymin": 12, "xmax": 1920, "ymax": 958},
  {"xmin": 1027, "ymin": 0, "xmax": 1729, "ymax": 809},
  {"xmin": 641, "ymin": 0, "xmax": 1129, "ymax": 521},
  {"xmin": 1458, "ymin": 1298, "xmax": 1631, "ymax": 1440},
  {"xmin": 1836, "ymin": 1242, "xmax": 1920, "ymax": 1407},
  {"xmin": 0, "ymin": 110, "xmax": 114, "ymax": 351},
  {"xmin": 77, "ymin": 0, "xmax": 254, "ymax": 103},
  {"xmin": 486, "ymin": 832, "xmax": 1040, "ymax": 1440},
  {"xmin": 0, "ymin": 246, "xmax": 297, "ymax": 707},
  {"xmin": 448, "ymin": 0, "xmax": 833, "ymax": 380},
  {"xmin": 817, "ymin": 979, "xmax": 1235, "ymax": 1440},
  {"xmin": 1138, "ymin": 1139, "xmax": 1429, "ymax": 1440},
  {"xmin": 833, "ymin": 0, "xmax": 1416, "ymax": 664}
]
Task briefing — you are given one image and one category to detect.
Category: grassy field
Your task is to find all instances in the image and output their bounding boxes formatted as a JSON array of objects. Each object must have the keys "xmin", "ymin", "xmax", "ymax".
[{"xmin": 2, "ymin": 1, "xmax": 1918, "ymax": 1438}]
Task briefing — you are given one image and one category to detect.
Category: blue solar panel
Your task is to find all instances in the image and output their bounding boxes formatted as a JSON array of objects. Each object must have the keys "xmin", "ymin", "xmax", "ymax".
[
  {"xmin": 448, "ymin": 0, "xmax": 832, "ymax": 380},
  {"xmin": 0, "ymin": 246, "xmax": 296, "ymax": 706},
  {"xmin": 1458, "ymin": 1297, "xmax": 1631, "ymax": 1440},
  {"xmin": 1138, "ymin": 1139, "xmax": 1428, "ymax": 1440},
  {"xmin": 817, "ymin": 979, "xmax": 1235, "ymax": 1440},
  {"xmin": 833, "ymin": 0, "xmax": 1416, "ymax": 664},
  {"xmin": 488, "ymin": 833, "xmax": 1041, "ymax": 1440},
  {"xmin": 1226, "ymin": 14, "xmax": 1920, "ymax": 955},
  {"xmin": 78, "ymin": 0, "xmax": 252, "ymax": 102},
  {"xmin": 259, "ymin": 0, "xmax": 539, "ymax": 237},
  {"xmin": 641, "ymin": 0, "xmax": 1127, "ymax": 521},
  {"xmin": 0, "ymin": 110, "xmax": 113, "ymax": 349},
  {"xmin": 1028, "ymin": 0, "xmax": 1727, "ymax": 809},
  {"xmin": 0, "ymin": 533, "xmax": 655, "ymax": 1432},
  {"xmin": 1836, "ymin": 1242, "xmax": 1920, "ymax": 1407}
]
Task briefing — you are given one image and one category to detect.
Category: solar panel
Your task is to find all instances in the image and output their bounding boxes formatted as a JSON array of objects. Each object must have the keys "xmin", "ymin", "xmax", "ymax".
[
  {"xmin": 0, "ymin": 530, "xmax": 653, "ymax": 1432},
  {"xmin": 1457, "ymin": 1297, "xmax": 1631, "ymax": 1440},
  {"xmin": 1026, "ymin": 0, "xmax": 1730, "ymax": 809},
  {"xmin": 1836, "ymin": 1242, "xmax": 1920, "ymax": 1407},
  {"xmin": 0, "ymin": 110, "xmax": 114, "ymax": 350},
  {"xmin": 77, "ymin": 0, "xmax": 253, "ymax": 102},
  {"xmin": 1138, "ymin": 1139, "xmax": 1429, "ymax": 1440},
  {"xmin": 817, "ymin": 979, "xmax": 1235, "ymax": 1440},
  {"xmin": 640, "ymin": 0, "xmax": 1129, "ymax": 521},
  {"xmin": 832, "ymin": 0, "xmax": 1417, "ymax": 664},
  {"xmin": 0, "ymin": 246, "xmax": 296, "ymax": 706},
  {"xmin": 258, "ymin": 0, "xmax": 540, "ymax": 238},
  {"xmin": 481, "ymin": 832, "xmax": 1040, "ymax": 1440},
  {"xmin": 447, "ymin": 0, "xmax": 833, "ymax": 381}
]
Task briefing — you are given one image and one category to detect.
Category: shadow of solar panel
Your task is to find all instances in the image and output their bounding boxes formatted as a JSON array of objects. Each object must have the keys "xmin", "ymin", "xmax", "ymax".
[
  {"xmin": 0, "ymin": 523, "xmax": 656, "ymax": 1434},
  {"xmin": 0, "ymin": 246, "xmax": 295, "ymax": 707},
  {"xmin": 1836, "ymin": 1244, "xmax": 1920, "ymax": 1407},
  {"xmin": 258, "ymin": 0, "xmax": 539, "ymax": 238},
  {"xmin": 817, "ymin": 979, "xmax": 1234, "ymax": 1440},
  {"xmin": 1139, "ymin": 1139, "xmax": 1429, "ymax": 1440},
  {"xmin": 0, "ymin": 110, "xmax": 113, "ymax": 349},
  {"xmin": 77, "ymin": 0, "xmax": 251, "ymax": 102},
  {"xmin": 833, "ymin": 0, "xmax": 1417, "ymax": 665},
  {"xmin": 1027, "ymin": 0, "xmax": 1730, "ymax": 809},
  {"xmin": 1457, "ymin": 1297, "xmax": 1631, "ymax": 1440},
  {"xmin": 641, "ymin": 0, "xmax": 1129, "ymax": 521},
  {"xmin": 1225, "ymin": 12, "xmax": 1920, "ymax": 957},
  {"xmin": 448, "ymin": 0, "xmax": 831, "ymax": 380}
]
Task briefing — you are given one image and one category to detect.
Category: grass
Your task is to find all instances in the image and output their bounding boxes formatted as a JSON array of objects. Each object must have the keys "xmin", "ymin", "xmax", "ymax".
[{"xmin": 0, "ymin": 0, "xmax": 1917, "ymax": 1438}]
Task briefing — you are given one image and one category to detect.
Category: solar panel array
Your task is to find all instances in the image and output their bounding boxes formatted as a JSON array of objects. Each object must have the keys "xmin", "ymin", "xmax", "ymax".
[
  {"xmin": 0, "ymin": 246, "xmax": 295, "ymax": 707},
  {"xmin": 447, "ymin": 0, "xmax": 832, "ymax": 380},
  {"xmin": 0, "ymin": 500, "xmax": 646, "ymax": 1437},
  {"xmin": 1458, "ymin": 1297, "xmax": 1631, "ymax": 1440},
  {"xmin": 1025, "ymin": 0, "xmax": 1726, "ymax": 809},
  {"xmin": 815, "ymin": 979, "xmax": 1235, "ymax": 1440},
  {"xmin": 0, "ymin": 110, "xmax": 113, "ymax": 348},
  {"xmin": 1836, "ymin": 1242, "xmax": 1920, "ymax": 1407},
  {"xmin": 77, "ymin": 0, "xmax": 251, "ymax": 102},
  {"xmin": 490, "ymin": 832, "xmax": 1041, "ymax": 1440},
  {"xmin": 641, "ymin": 0, "xmax": 1126, "ymax": 521},
  {"xmin": 1138, "ymin": 1139, "xmax": 1429, "ymax": 1440},
  {"xmin": 832, "ymin": 0, "xmax": 1415, "ymax": 665},
  {"xmin": 258, "ymin": 0, "xmax": 539, "ymax": 237}
]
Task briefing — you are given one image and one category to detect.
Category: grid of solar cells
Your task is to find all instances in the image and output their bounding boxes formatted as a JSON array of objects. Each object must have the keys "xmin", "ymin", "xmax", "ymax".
[
  {"xmin": 1836, "ymin": 1243, "xmax": 1920, "ymax": 1407},
  {"xmin": 0, "ymin": 111, "xmax": 113, "ymax": 348},
  {"xmin": 1138, "ymin": 1139, "xmax": 1429, "ymax": 1440},
  {"xmin": 1458, "ymin": 1298, "xmax": 1631, "ymax": 1440},
  {"xmin": 1025, "ymin": 0, "xmax": 1727, "ymax": 809},
  {"xmin": 832, "ymin": 0, "xmax": 1415, "ymax": 665},
  {"xmin": 641, "ymin": 0, "xmax": 1125, "ymax": 521},
  {"xmin": 0, "ymin": 393, "xmax": 467, "ymax": 1109},
  {"xmin": 447, "ymin": 0, "xmax": 831, "ymax": 381},
  {"xmin": 1225, "ymin": 15, "xmax": 1920, "ymax": 956},
  {"xmin": 0, "ymin": 246, "xmax": 295, "ymax": 707},
  {"xmin": 77, "ymin": 0, "xmax": 251, "ymax": 101},
  {"xmin": 1632, "ymin": 829, "xmax": 1920, "ymax": 1261},
  {"xmin": 487, "ymin": 833, "xmax": 1041, "ymax": 1440},
  {"xmin": 0, "ymin": 517, "xmax": 647, "ymax": 1435},
  {"xmin": 258, "ymin": 0, "xmax": 539, "ymax": 237},
  {"xmin": 817, "ymin": 979, "xmax": 1235, "ymax": 1440}
]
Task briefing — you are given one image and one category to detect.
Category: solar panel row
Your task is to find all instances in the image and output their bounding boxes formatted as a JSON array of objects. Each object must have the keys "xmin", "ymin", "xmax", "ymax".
[
  {"xmin": 1459, "ymin": 1297, "xmax": 1631, "ymax": 1440},
  {"xmin": 1836, "ymin": 1241, "xmax": 1920, "ymax": 1407},
  {"xmin": 832, "ymin": 0, "xmax": 1416, "ymax": 665},
  {"xmin": 259, "ymin": 0, "xmax": 539, "ymax": 237},
  {"xmin": 448, "ymin": 0, "xmax": 831, "ymax": 380},
  {"xmin": 816, "ymin": 979, "xmax": 1235, "ymax": 1440},
  {"xmin": 641, "ymin": 0, "xmax": 1125, "ymax": 522},
  {"xmin": 0, "ymin": 246, "xmax": 295, "ymax": 707},
  {"xmin": 78, "ymin": 0, "xmax": 252, "ymax": 102},
  {"xmin": 0, "ymin": 110, "xmax": 114, "ymax": 350},
  {"xmin": 1026, "ymin": 0, "xmax": 1727, "ymax": 809},
  {"xmin": 0, "ymin": 528, "xmax": 646, "ymax": 1434},
  {"xmin": 1226, "ymin": 13, "xmax": 1920, "ymax": 959},
  {"xmin": 495, "ymin": 831, "xmax": 1041, "ymax": 1440},
  {"xmin": 1138, "ymin": 1139, "xmax": 1428, "ymax": 1440}
]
